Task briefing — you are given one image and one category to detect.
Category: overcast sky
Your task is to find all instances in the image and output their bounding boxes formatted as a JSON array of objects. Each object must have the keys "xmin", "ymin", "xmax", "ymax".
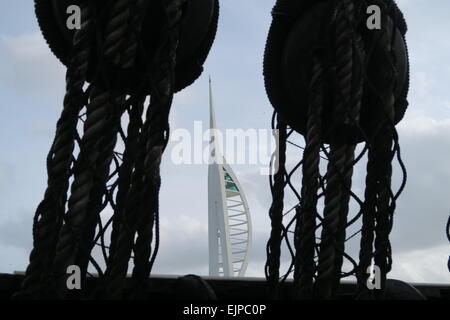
[{"xmin": 0, "ymin": 0, "xmax": 449, "ymax": 284}]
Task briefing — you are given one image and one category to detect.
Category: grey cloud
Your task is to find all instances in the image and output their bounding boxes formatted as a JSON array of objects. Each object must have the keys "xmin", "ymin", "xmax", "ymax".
[{"xmin": 0, "ymin": 212, "xmax": 33, "ymax": 252}]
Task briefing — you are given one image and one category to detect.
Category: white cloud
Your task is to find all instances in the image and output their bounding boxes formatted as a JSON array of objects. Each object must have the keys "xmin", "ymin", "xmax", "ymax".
[
  {"xmin": 398, "ymin": 115, "xmax": 450, "ymax": 136},
  {"xmin": 0, "ymin": 32, "xmax": 65, "ymax": 98},
  {"xmin": 412, "ymin": 72, "xmax": 435, "ymax": 99},
  {"xmin": 390, "ymin": 244, "xmax": 449, "ymax": 284}
]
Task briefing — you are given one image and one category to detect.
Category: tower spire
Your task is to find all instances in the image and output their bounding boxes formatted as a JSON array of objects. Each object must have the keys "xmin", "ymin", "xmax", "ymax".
[{"xmin": 207, "ymin": 77, "xmax": 252, "ymax": 278}]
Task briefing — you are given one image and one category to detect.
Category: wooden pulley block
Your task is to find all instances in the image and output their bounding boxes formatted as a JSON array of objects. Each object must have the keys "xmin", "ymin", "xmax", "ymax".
[
  {"xmin": 35, "ymin": 0, "xmax": 220, "ymax": 93},
  {"xmin": 264, "ymin": 0, "xmax": 409, "ymax": 144}
]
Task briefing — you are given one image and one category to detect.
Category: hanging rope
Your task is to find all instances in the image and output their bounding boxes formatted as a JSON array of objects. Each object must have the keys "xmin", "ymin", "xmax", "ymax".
[
  {"xmin": 314, "ymin": 0, "xmax": 357, "ymax": 299},
  {"xmin": 293, "ymin": 58, "xmax": 323, "ymax": 299},
  {"xmin": 17, "ymin": 0, "xmax": 218, "ymax": 300},
  {"xmin": 447, "ymin": 215, "xmax": 450, "ymax": 274},
  {"xmin": 264, "ymin": 0, "xmax": 409, "ymax": 299},
  {"xmin": 447, "ymin": 215, "xmax": 450, "ymax": 244},
  {"xmin": 265, "ymin": 114, "xmax": 287, "ymax": 299},
  {"xmin": 18, "ymin": 2, "xmax": 94, "ymax": 297}
]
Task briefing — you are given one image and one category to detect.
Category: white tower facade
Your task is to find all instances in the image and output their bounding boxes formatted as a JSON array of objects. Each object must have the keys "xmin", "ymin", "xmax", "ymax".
[{"xmin": 208, "ymin": 78, "xmax": 252, "ymax": 277}]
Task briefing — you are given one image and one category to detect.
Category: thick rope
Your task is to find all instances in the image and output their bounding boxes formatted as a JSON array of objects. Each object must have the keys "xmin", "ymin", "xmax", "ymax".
[
  {"xmin": 18, "ymin": 2, "xmax": 93, "ymax": 297},
  {"xmin": 107, "ymin": 0, "xmax": 149, "ymax": 264},
  {"xmin": 314, "ymin": 0, "xmax": 355, "ymax": 299},
  {"xmin": 103, "ymin": 0, "xmax": 130, "ymax": 66},
  {"xmin": 104, "ymin": 0, "xmax": 186, "ymax": 299},
  {"xmin": 265, "ymin": 115, "xmax": 287, "ymax": 299},
  {"xmin": 51, "ymin": 88, "xmax": 112, "ymax": 298},
  {"xmin": 132, "ymin": 0, "xmax": 186, "ymax": 294},
  {"xmin": 293, "ymin": 58, "xmax": 323, "ymax": 299},
  {"xmin": 51, "ymin": 0, "xmax": 133, "ymax": 298},
  {"xmin": 332, "ymin": 2, "xmax": 366, "ymax": 292},
  {"xmin": 122, "ymin": 0, "xmax": 148, "ymax": 69}
]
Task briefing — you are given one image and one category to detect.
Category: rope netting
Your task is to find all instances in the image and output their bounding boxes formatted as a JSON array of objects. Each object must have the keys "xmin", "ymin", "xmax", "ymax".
[
  {"xmin": 264, "ymin": 0, "xmax": 410, "ymax": 299},
  {"xmin": 13, "ymin": 0, "xmax": 429, "ymax": 301},
  {"xmin": 16, "ymin": 0, "xmax": 218, "ymax": 299},
  {"xmin": 265, "ymin": 114, "xmax": 407, "ymax": 299}
]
